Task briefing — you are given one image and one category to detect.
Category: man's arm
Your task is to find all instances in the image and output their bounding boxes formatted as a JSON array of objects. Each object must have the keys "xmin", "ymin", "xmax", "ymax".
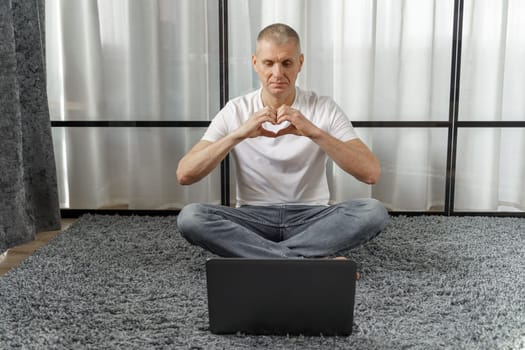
[
  {"xmin": 176, "ymin": 137, "xmax": 237, "ymax": 185},
  {"xmin": 176, "ymin": 107, "xmax": 279, "ymax": 185},
  {"xmin": 312, "ymin": 135, "xmax": 380, "ymax": 185},
  {"xmin": 275, "ymin": 105, "xmax": 380, "ymax": 184}
]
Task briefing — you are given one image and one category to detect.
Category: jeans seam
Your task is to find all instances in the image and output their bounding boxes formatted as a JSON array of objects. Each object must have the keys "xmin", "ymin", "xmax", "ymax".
[{"xmin": 279, "ymin": 207, "xmax": 284, "ymax": 240}]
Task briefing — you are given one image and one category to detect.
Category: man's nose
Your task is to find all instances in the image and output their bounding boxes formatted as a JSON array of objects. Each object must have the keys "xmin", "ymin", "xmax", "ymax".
[{"xmin": 272, "ymin": 63, "xmax": 283, "ymax": 76}]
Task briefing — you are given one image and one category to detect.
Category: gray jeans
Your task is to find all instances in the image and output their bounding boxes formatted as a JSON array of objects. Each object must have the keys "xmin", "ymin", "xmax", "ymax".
[{"xmin": 177, "ymin": 198, "xmax": 389, "ymax": 258}]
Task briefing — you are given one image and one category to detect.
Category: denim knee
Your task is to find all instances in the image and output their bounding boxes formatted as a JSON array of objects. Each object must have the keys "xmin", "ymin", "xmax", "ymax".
[
  {"xmin": 363, "ymin": 198, "xmax": 389, "ymax": 228},
  {"xmin": 177, "ymin": 203, "xmax": 206, "ymax": 242},
  {"xmin": 340, "ymin": 198, "xmax": 389, "ymax": 231}
]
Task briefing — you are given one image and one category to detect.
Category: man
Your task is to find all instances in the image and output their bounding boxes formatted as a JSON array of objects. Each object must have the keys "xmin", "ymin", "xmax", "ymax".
[{"xmin": 176, "ymin": 23, "xmax": 388, "ymax": 259}]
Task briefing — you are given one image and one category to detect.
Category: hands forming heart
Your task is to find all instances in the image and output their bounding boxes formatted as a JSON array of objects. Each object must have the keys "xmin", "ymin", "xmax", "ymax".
[
  {"xmin": 261, "ymin": 106, "xmax": 290, "ymax": 134},
  {"xmin": 236, "ymin": 105, "xmax": 318, "ymax": 140},
  {"xmin": 255, "ymin": 105, "xmax": 315, "ymax": 138}
]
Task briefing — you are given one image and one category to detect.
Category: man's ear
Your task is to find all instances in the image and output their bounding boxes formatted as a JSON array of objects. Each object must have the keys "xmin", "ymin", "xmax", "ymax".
[
  {"xmin": 251, "ymin": 54, "xmax": 257, "ymax": 71},
  {"xmin": 298, "ymin": 53, "xmax": 304, "ymax": 72}
]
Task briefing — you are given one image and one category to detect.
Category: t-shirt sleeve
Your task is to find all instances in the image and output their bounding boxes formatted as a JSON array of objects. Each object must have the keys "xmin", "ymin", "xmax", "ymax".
[
  {"xmin": 201, "ymin": 104, "xmax": 233, "ymax": 142},
  {"xmin": 327, "ymin": 100, "xmax": 358, "ymax": 142}
]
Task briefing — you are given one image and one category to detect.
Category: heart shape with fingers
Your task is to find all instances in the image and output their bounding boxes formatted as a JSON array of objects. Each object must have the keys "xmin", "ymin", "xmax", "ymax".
[{"xmin": 262, "ymin": 120, "xmax": 291, "ymax": 134}]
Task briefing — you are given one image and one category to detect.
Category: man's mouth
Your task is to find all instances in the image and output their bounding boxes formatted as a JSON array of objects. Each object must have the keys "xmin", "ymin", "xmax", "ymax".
[{"xmin": 270, "ymin": 81, "xmax": 287, "ymax": 87}]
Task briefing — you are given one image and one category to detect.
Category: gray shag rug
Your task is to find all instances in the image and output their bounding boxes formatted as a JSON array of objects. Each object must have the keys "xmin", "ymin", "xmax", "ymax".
[{"xmin": 1, "ymin": 214, "xmax": 524, "ymax": 349}]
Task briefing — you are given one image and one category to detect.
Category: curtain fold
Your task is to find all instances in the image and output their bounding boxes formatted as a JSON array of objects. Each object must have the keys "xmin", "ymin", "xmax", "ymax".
[{"xmin": 0, "ymin": 0, "xmax": 61, "ymax": 252}]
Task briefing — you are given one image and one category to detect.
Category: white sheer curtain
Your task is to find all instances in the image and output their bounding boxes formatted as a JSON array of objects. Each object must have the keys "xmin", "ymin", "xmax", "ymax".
[
  {"xmin": 46, "ymin": 0, "xmax": 221, "ymax": 209},
  {"xmin": 455, "ymin": 0, "xmax": 525, "ymax": 211},
  {"xmin": 46, "ymin": 0, "xmax": 525, "ymax": 212}
]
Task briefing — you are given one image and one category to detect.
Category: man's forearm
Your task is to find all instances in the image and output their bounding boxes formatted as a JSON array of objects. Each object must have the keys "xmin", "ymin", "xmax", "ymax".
[
  {"xmin": 176, "ymin": 134, "xmax": 242, "ymax": 185},
  {"xmin": 311, "ymin": 131, "xmax": 381, "ymax": 185}
]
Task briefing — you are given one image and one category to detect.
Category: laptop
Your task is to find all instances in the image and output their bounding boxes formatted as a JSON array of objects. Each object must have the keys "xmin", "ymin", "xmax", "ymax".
[{"xmin": 205, "ymin": 258, "xmax": 357, "ymax": 336}]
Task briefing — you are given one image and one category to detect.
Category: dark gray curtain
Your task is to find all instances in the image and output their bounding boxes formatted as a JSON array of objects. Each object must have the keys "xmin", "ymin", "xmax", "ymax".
[{"xmin": 0, "ymin": 0, "xmax": 60, "ymax": 252}]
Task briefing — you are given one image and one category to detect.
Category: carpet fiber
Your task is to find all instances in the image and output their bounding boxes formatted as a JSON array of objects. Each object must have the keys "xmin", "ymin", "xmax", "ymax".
[{"xmin": 1, "ymin": 215, "xmax": 524, "ymax": 349}]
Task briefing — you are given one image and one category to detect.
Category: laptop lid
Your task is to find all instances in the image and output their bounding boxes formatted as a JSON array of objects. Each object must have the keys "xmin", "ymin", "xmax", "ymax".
[{"xmin": 205, "ymin": 258, "xmax": 357, "ymax": 336}]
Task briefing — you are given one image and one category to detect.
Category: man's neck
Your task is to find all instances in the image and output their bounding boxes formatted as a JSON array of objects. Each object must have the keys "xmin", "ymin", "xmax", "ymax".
[{"xmin": 261, "ymin": 88, "xmax": 296, "ymax": 109}]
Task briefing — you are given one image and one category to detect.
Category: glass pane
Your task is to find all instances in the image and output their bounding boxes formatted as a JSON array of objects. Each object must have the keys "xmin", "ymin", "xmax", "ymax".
[
  {"xmin": 455, "ymin": 128, "xmax": 525, "ymax": 212},
  {"xmin": 355, "ymin": 128, "xmax": 449, "ymax": 211},
  {"xmin": 52, "ymin": 127, "xmax": 220, "ymax": 209},
  {"xmin": 228, "ymin": 0, "xmax": 453, "ymax": 121},
  {"xmin": 459, "ymin": 0, "xmax": 525, "ymax": 121},
  {"xmin": 46, "ymin": 0, "xmax": 220, "ymax": 121}
]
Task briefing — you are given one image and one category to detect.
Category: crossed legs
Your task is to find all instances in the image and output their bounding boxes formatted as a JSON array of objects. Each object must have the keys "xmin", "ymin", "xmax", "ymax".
[{"xmin": 176, "ymin": 199, "xmax": 389, "ymax": 259}]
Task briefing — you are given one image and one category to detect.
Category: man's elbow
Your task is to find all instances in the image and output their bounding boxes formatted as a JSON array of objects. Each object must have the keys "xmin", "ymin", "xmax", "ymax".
[
  {"xmin": 363, "ymin": 165, "xmax": 381, "ymax": 185},
  {"xmin": 176, "ymin": 169, "xmax": 195, "ymax": 186}
]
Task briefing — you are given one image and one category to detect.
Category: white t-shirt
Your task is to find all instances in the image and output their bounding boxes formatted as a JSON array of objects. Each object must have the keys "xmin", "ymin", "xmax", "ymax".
[{"xmin": 202, "ymin": 87, "xmax": 358, "ymax": 206}]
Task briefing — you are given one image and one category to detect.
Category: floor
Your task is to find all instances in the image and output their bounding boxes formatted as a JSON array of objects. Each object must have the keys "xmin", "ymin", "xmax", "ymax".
[{"xmin": 0, "ymin": 219, "xmax": 76, "ymax": 277}]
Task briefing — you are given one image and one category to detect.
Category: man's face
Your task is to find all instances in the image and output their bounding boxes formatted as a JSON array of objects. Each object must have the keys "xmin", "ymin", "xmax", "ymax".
[{"xmin": 252, "ymin": 39, "xmax": 304, "ymax": 100}]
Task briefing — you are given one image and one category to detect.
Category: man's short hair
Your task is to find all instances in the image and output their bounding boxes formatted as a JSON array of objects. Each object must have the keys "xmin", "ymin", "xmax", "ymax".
[{"xmin": 256, "ymin": 23, "xmax": 301, "ymax": 53}]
